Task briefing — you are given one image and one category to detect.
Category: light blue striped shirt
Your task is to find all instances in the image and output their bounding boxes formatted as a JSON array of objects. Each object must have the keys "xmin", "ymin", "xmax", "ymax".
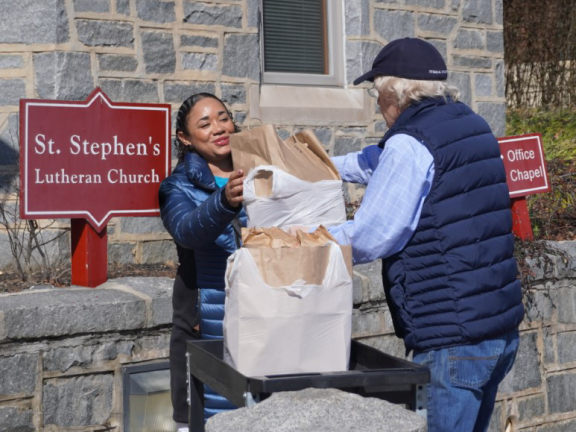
[{"xmin": 328, "ymin": 134, "xmax": 435, "ymax": 265}]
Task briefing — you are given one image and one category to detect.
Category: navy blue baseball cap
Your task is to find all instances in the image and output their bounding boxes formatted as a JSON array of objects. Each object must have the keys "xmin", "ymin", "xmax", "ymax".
[{"xmin": 353, "ymin": 38, "xmax": 448, "ymax": 85}]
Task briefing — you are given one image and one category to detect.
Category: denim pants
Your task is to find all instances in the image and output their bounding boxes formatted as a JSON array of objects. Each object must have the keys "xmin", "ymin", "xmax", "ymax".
[{"xmin": 412, "ymin": 329, "xmax": 519, "ymax": 432}]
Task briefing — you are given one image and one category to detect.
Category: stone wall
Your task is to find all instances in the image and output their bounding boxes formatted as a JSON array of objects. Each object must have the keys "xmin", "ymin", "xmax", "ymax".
[
  {"xmin": 0, "ymin": 0, "xmax": 506, "ymax": 270},
  {"xmin": 1, "ymin": 242, "xmax": 575, "ymax": 431}
]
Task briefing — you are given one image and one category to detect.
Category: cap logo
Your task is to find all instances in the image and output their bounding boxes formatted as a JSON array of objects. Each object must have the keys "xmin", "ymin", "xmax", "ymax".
[{"xmin": 429, "ymin": 70, "xmax": 447, "ymax": 74}]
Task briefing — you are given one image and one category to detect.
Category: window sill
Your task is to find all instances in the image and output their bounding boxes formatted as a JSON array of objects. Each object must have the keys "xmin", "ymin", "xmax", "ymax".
[{"xmin": 248, "ymin": 84, "xmax": 374, "ymax": 125}]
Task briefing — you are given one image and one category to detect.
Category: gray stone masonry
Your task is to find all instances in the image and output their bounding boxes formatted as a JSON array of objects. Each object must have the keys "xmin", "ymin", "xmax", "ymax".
[
  {"xmin": 0, "ymin": 407, "xmax": 34, "ymax": 432},
  {"xmin": 136, "ymin": 0, "xmax": 176, "ymax": 23},
  {"xmin": 76, "ymin": 20, "xmax": 134, "ymax": 47},
  {"xmin": 183, "ymin": 2, "xmax": 242, "ymax": 28},
  {"xmin": 206, "ymin": 388, "xmax": 426, "ymax": 432},
  {"xmin": 0, "ymin": 353, "xmax": 37, "ymax": 395},
  {"xmin": 0, "ymin": 79, "xmax": 26, "ymax": 107},
  {"xmin": 74, "ymin": 0, "xmax": 110, "ymax": 13},
  {"xmin": 34, "ymin": 52, "xmax": 94, "ymax": 101},
  {"xmin": 98, "ymin": 54, "xmax": 138, "ymax": 72},
  {"xmin": 100, "ymin": 79, "xmax": 159, "ymax": 103},
  {"xmin": 0, "ymin": 55, "xmax": 24, "ymax": 69},
  {"xmin": 0, "ymin": 0, "xmax": 69, "ymax": 44},
  {"xmin": 141, "ymin": 31, "xmax": 176, "ymax": 74}
]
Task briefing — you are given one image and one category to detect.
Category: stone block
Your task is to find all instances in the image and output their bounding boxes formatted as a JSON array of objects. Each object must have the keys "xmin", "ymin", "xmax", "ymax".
[
  {"xmin": 43, "ymin": 375, "xmax": 114, "ymax": 427},
  {"xmin": 120, "ymin": 216, "xmax": 165, "ymax": 234},
  {"xmin": 334, "ymin": 137, "xmax": 362, "ymax": 156},
  {"xmin": 0, "ymin": 79, "xmax": 26, "ymax": 106},
  {"xmin": 353, "ymin": 309, "xmax": 385, "ymax": 337},
  {"xmin": 453, "ymin": 55, "xmax": 492, "ymax": 69},
  {"xmin": 221, "ymin": 83, "xmax": 246, "ymax": 105},
  {"xmin": 358, "ymin": 335, "xmax": 407, "ymax": 359},
  {"xmin": 113, "ymin": 277, "xmax": 174, "ymax": 326},
  {"xmin": 353, "ymin": 273, "xmax": 365, "ymax": 305},
  {"xmin": 184, "ymin": 2, "xmax": 242, "ymax": 28},
  {"xmin": 355, "ymin": 261, "xmax": 385, "ymax": 302},
  {"xmin": 375, "ymin": 0, "xmax": 400, "ymax": 3},
  {"xmin": 181, "ymin": 52, "xmax": 218, "ymax": 71},
  {"xmin": 498, "ymin": 332, "xmax": 541, "ymax": 394},
  {"xmin": 544, "ymin": 330, "xmax": 555, "ymax": 364},
  {"xmin": 74, "ymin": 0, "xmax": 109, "ymax": 13},
  {"xmin": 43, "ymin": 340, "xmax": 134, "ymax": 372},
  {"xmin": 417, "ymin": 14, "xmax": 457, "ymax": 34},
  {"xmin": 426, "ymin": 39, "xmax": 447, "ymax": 62},
  {"xmin": 495, "ymin": 0, "xmax": 503, "ymax": 25},
  {"xmin": 346, "ymin": 40, "xmax": 384, "ymax": 86},
  {"xmin": 100, "ymin": 79, "xmax": 159, "ymax": 103},
  {"xmin": 454, "ymin": 29, "xmax": 485, "ymax": 50},
  {"xmin": 495, "ymin": 60, "xmax": 505, "ymax": 98},
  {"xmin": 339, "ymin": 126, "xmax": 367, "ymax": 136},
  {"xmin": 536, "ymin": 420, "xmax": 576, "ymax": 432},
  {"xmin": 450, "ymin": 0, "xmax": 460, "ymax": 12},
  {"xmin": 76, "ymin": 19, "xmax": 133, "ymax": 47},
  {"xmin": 547, "ymin": 372, "xmax": 576, "ymax": 414},
  {"xmin": 108, "ymin": 242, "xmax": 136, "ymax": 264},
  {"xmin": 487, "ymin": 31, "xmax": 504, "ymax": 53},
  {"xmin": 233, "ymin": 111, "xmax": 247, "ymax": 125},
  {"xmin": 0, "ymin": 353, "xmax": 37, "ymax": 395},
  {"xmin": 222, "ymin": 33, "xmax": 260, "ymax": 81},
  {"xmin": 164, "ymin": 81, "xmax": 216, "ymax": 103},
  {"xmin": 448, "ymin": 72, "xmax": 471, "ymax": 106},
  {"xmin": 462, "ymin": 0, "xmax": 492, "ymax": 25},
  {"xmin": 518, "ymin": 395, "xmax": 546, "ymax": 422},
  {"xmin": 374, "ymin": 10, "xmax": 415, "ymax": 42},
  {"xmin": 133, "ymin": 332, "xmax": 171, "ymax": 357},
  {"xmin": 142, "ymin": 31, "xmax": 176, "ymax": 74},
  {"xmin": 0, "ymin": 55, "xmax": 24, "ymax": 69},
  {"xmin": 0, "ymin": 407, "xmax": 34, "ymax": 432},
  {"xmin": 0, "ymin": 0, "xmax": 69, "ymax": 44},
  {"xmin": 116, "ymin": 0, "xmax": 130, "ymax": 15},
  {"xmin": 34, "ymin": 52, "xmax": 94, "ymax": 101},
  {"xmin": 312, "ymin": 127, "xmax": 333, "ymax": 147},
  {"xmin": 142, "ymin": 240, "xmax": 178, "ymax": 266},
  {"xmin": 525, "ymin": 289, "xmax": 555, "ymax": 321},
  {"xmin": 406, "ymin": 0, "xmax": 445, "ymax": 9},
  {"xmin": 136, "ymin": 0, "xmax": 175, "ymax": 23},
  {"xmin": 475, "ymin": 74, "xmax": 492, "ymax": 98},
  {"xmin": 345, "ymin": 0, "xmax": 370, "ymax": 36},
  {"xmin": 477, "ymin": 102, "xmax": 506, "ymax": 137},
  {"xmin": 557, "ymin": 331, "xmax": 576, "ymax": 364},
  {"xmin": 181, "ymin": 35, "xmax": 218, "ymax": 48},
  {"xmin": 206, "ymin": 388, "xmax": 426, "ymax": 432},
  {"xmin": 0, "ymin": 113, "xmax": 20, "ymax": 166},
  {"xmin": 0, "ymin": 289, "xmax": 146, "ymax": 340},
  {"xmin": 486, "ymin": 402, "xmax": 501, "ymax": 432},
  {"xmin": 98, "ymin": 54, "xmax": 138, "ymax": 72},
  {"xmin": 375, "ymin": 121, "xmax": 388, "ymax": 133},
  {"xmin": 247, "ymin": 0, "xmax": 259, "ymax": 27}
]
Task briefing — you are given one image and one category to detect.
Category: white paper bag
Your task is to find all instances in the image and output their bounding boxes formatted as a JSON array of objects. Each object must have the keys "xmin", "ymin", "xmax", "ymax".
[
  {"xmin": 243, "ymin": 165, "xmax": 346, "ymax": 229},
  {"xmin": 223, "ymin": 241, "xmax": 353, "ymax": 377}
]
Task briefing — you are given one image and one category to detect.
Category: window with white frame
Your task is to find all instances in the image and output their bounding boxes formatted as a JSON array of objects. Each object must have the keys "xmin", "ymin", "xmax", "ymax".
[{"xmin": 261, "ymin": 0, "xmax": 344, "ymax": 86}]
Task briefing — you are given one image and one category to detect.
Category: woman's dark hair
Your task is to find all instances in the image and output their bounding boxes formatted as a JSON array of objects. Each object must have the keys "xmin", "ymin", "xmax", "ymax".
[{"xmin": 175, "ymin": 92, "xmax": 240, "ymax": 162}]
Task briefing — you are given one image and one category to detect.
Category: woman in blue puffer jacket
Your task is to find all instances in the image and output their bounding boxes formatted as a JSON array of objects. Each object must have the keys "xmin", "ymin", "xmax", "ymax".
[{"xmin": 159, "ymin": 93, "xmax": 246, "ymax": 430}]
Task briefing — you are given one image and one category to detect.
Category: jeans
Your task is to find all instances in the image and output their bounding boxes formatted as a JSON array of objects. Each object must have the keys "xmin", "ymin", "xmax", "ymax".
[{"xmin": 412, "ymin": 329, "xmax": 519, "ymax": 432}]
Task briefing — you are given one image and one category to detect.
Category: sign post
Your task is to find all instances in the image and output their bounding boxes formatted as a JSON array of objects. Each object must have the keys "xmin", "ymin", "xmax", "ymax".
[
  {"xmin": 498, "ymin": 133, "xmax": 551, "ymax": 241},
  {"xmin": 20, "ymin": 88, "xmax": 171, "ymax": 287}
]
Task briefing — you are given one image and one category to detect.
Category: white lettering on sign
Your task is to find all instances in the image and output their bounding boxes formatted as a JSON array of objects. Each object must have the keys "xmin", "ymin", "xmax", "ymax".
[
  {"xmin": 510, "ymin": 167, "xmax": 543, "ymax": 182},
  {"xmin": 63, "ymin": 135, "xmax": 161, "ymax": 161},
  {"xmin": 34, "ymin": 168, "xmax": 160, "ymax": 185},
  {"xmin": 506, "ymin": 149, "xmax": 536, "ymax": 162}
]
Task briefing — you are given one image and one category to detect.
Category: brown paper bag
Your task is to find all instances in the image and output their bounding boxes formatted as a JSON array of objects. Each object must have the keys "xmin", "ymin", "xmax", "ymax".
[
  {"xmin": 230, "ymin": 125, "xmax": 339, "ymax": 196},
  {"xmin": 241, "ymin": 226, "xmax": 353, "ymax": 286}
]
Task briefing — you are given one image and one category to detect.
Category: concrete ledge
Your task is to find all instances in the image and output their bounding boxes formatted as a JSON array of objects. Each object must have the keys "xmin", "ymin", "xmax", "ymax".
[{"xmin": 0, "ymin": 277, "xmax": 174, "ymax": 342}]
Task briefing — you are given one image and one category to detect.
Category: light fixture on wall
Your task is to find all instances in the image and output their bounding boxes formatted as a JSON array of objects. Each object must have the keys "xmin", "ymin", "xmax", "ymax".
[{"xmin": 123, "ymin": 362, "xmax": 177, "ymax": 432}]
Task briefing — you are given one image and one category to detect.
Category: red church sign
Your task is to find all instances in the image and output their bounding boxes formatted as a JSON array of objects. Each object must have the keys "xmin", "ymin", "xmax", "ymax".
[
  {"xmin": 497, "ymin": 133, "xmax": 550, "ymax": 241},
  {"xmin": 498, "ymin": 133, "xmax": 550, "ymax": 198},
  {"xmin": 20, "ymin": 88, "xmax": 171, "ymax": 287}
]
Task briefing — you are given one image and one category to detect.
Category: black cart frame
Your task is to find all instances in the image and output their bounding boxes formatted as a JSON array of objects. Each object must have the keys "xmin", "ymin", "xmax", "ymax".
[{"xmin": 186, "ymin": 339, "xmax": 429, "ymax": 431}]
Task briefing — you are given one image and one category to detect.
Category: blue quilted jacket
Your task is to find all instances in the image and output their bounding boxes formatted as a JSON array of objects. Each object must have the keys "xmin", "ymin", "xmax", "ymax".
[
  {"xmin": 380, "ymin": 97, "xmax": 524, "ymax": 354},
  {"xmin": 159, "ymin": 151, "xmax": 246, "ymax": 418}
]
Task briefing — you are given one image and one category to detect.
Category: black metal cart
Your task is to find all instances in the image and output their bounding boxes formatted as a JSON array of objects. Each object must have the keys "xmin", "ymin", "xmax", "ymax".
[{"xmin": 186, "ymin": 339, "xmax": 429, "ymax": 432}]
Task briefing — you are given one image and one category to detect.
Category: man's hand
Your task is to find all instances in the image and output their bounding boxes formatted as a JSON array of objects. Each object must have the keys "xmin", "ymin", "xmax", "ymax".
[{"xmin": 225, "ymin": 170, "xmax": 245, "ymax": 208}]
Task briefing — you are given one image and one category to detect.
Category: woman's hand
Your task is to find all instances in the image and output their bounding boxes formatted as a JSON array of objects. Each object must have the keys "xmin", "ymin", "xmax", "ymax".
[{"xmin": 225, "ymin": 170, "xmax": 245, "ymax": 208}]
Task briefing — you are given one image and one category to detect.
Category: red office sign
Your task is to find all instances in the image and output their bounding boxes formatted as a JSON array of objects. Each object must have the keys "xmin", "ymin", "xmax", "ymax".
[
  {"xmin": 498, "ymin": 133, "xmax": 550, "ymax": 198},
  {"xmin": 20, "ymin": 88, "xmax": 171, "ymax": 232}
]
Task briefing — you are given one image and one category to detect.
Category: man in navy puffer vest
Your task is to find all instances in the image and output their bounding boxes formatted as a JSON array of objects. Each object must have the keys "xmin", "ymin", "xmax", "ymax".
[{"xmin": 328, "ymin": 38, "xmax": 524, "ymax": 432}]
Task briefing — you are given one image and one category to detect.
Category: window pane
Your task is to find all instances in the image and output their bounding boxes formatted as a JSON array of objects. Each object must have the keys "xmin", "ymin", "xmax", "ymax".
[{"xmin": 263, "ymin": 0, "xmax": 327, "ymax": 74}]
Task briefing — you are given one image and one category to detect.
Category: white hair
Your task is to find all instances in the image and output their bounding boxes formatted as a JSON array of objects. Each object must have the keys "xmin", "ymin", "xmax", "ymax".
[{"xmin": 374, "ymin": 75, "xmax": 460, "ymax": 110}]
